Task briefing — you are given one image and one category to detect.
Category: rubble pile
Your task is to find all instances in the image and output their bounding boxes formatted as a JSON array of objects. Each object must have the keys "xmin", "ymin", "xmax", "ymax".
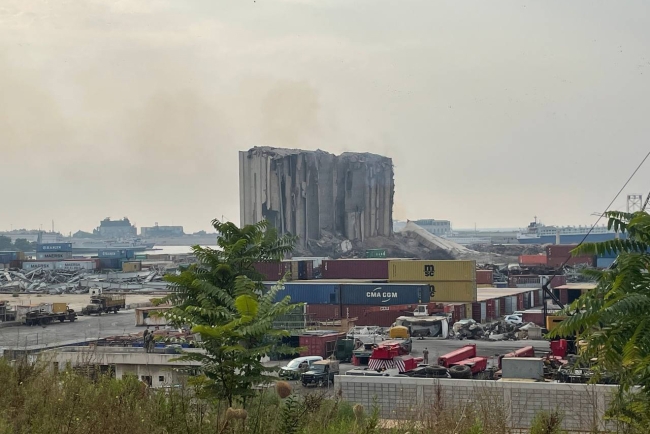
[
  {"xmin": 80, "ymin": 270, "xmax": 168, "ymax": 291},
  {"xmin": 452, "ymin": 320, "xmax": 539, "ymax": 341},
  {"xmin": 0, "ymin": 269, "xmax": 88, "ymax": 293}
]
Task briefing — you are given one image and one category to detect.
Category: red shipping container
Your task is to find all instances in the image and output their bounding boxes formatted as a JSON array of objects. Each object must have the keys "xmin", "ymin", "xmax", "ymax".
[
  {"xmin": 519, "ymin": 255, "xmax": 548, "ymax": 266},
  {"xmin": 306, "ymin": 304, "xmax": 341, "ymax": 321},
  {"xmin": 253, "ymin": 262, "xmax": 292, "ymax": 281},
  {"xmin": 533, "ymin": 290, "xmax": 540, "ymax": 307},
  {"xmin": 522, "ymin": 311, "xmax": 544, "ymax": 327},
  {"xmin": 558, "ymin": 289, "xmax": 569, "ymax": 306},
  {"xmin": 486, "ymin": 299, "xmax": 496, "ymax": 321},
  {"xmin": 321, "ymin": 259, "xmax": 389, "ymax": 280},
  {"xmin": 499, "ymin": 297, "xmax": 506, "ymax": 316},
  {"xmin": 476, "ymin": 270, "xmax": 493, "ymax": 285},
  {"xmin": 517, "ymin": 294, "xmax": 525, "ymax": 310},
  {"xmin": 547, "ymin": 275, "xmax": 567, "ymax": 288},
  {"xmin": 299, "ymin": 332, "xmax": 345, "ymax": 358},
  {"xmin": 355, "ymin": 311, "xmax": 405, "ymax": 327},
  {"xmin": 546, "ymin": 245, "xmax": 596, "ymax": 267},
  {"xmin": 472, "ymin": 303, "xmax": 481, "ymax": 322}
]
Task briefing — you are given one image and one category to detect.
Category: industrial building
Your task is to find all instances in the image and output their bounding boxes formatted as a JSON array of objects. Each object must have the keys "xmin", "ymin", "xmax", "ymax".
[
  {"xmin": 412, "ymin": 219, "xmax": 452, "ymax": 236},
  {"xmin": 239, "ymin": 147, "xmax": 394, "ymax": 246},
  {"xmin": 94, "ymin": 218, "xmax": 137, "ymax": 238}
]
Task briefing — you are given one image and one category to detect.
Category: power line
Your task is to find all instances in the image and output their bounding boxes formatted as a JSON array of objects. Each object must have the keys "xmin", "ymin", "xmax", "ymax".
[{"xmin": 542, "ymin": 150, "xmax": 650, "ymax": 313}]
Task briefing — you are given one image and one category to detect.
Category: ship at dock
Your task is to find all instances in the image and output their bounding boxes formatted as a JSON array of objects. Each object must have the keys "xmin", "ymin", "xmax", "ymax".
[
  {"xmin": 70, "ymin": 238, "xmax": 155, "ymax": 253},
  {"xmin": 517, "ymin": 217, "xmax": 624, "ymax": 245}
]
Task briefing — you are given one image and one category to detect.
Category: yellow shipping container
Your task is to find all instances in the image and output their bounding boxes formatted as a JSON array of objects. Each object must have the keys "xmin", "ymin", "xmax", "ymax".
[
  {"xmin": 122, "ymin": 262, "xmax": 142, "ymax": 272},
  {"xmin": 428, "ymin": 281, "xmax": 477, "ymax": 303},
  {"xmin": 52, "ymin": 302, "xmax": 68, "ymax": 313},
  {"xmin": 389, "ymin": 260, "xmax": 476, "ymax": 282}
]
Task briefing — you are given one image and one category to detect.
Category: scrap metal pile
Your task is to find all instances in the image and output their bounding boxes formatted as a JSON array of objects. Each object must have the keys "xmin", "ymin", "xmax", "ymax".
[
  {"xmin": 0, "ymin": 269, "xmax": 88, "ymax": 293},
  {"xmin": 80, "ymin": 270, "xmax": 168, "ymax": 291},
  {"xmin": 452, "ymin": 319, "xmax": 539, "ymax": 341}
]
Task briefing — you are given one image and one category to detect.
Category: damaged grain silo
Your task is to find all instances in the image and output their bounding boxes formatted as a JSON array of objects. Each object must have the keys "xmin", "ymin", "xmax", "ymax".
[{"xmin": 239, "ymin": 147, "xmax": 394, "ymax": 246}]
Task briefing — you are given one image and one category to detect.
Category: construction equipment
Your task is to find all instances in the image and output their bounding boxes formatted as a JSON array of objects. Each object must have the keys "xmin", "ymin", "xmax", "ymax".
[
  {"xmin": 82, "ymin": 288, "xmax": 126, "ymax": 315},
  {"xmin": 20, "ymin": 304, "xmax": 77, "ymax": 326}
]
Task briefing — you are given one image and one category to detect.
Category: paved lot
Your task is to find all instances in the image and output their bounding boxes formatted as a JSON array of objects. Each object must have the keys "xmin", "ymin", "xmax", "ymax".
[{"xmin": 0, "ymin": 309, "xmax": 142, "ymax": 348}]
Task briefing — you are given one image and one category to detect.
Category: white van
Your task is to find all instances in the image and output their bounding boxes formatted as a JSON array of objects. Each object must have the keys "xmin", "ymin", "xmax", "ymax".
[{"xmin": 279, "ymin": 356, "xmax": 323, "ymax": 380}]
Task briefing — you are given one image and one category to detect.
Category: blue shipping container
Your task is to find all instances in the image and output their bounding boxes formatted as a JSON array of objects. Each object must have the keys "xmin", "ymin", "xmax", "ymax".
[
  {"xmin": 37, "ymin": 243, "xmax": 73, "ymax": 252},
  {"xmin": 596, "ymin": 257, "xmax": 616, "ymax": 269},
  {"xmin": 265, "ymin": 282, "xmax": 339, "ymax": 305},
  {"xmin": 0, "ymin": 252, "xmax": 18, "ymax": 262},
  {"xmin": 339, "ymin": 283, "xmax": 430, "ymax": 306},
  {"xmin": 98, "ymin": 249, "xmax": 128, "ymax": 259}
]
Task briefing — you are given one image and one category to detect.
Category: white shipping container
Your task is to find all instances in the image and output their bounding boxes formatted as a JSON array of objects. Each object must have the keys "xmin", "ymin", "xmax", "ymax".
[
  {"xmin": 56, "ymin": 261, "xmax": 96, "ymax": 271},
  {"xmin": 21, "ymin": 261, "xmax": 57, "ymax": 270},
  {"xmin": 36, "ymin": 252, "xmax": 73, "ymax": 260}
]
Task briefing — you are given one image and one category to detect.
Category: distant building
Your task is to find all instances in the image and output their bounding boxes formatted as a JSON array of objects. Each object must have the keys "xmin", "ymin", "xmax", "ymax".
[
  {"xmin": 140, "ymin": 224, "xmax": 184, "ymax": 237},
  {"xmin": 94, "ymin": 218, "xmax": 137, "ymax": 239},
  {"xmin": 412, "ymin": 219, "xmax": 452, "ymax": 236}
]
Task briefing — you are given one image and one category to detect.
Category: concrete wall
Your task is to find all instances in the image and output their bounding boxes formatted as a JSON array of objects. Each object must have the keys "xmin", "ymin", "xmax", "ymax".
[
  {"xmin": 239, "ymin": 147, "xmax": 394, "ymax": 246},
  {"xmin": 338, "ymin": 375, "xmax": 619, "ymax": 433}
]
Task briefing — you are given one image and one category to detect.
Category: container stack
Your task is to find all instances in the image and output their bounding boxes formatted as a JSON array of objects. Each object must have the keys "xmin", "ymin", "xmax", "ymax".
[{"xmin": 387, "ymin": 260, "xmax": 477, "ymax": 302}]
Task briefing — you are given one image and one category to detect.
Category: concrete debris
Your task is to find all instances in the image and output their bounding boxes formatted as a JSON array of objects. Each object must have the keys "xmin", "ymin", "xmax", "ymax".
[
  {"xmin": 0, "ymin": 268, "xmax": 168, "ymax": 294},
  {"xmin": 0, "ymin": 268, "xmax": 89, "ymax": 294},
  {"xmin": 452, "ymin": 320, "xmax": 536, "ymax": 341}
]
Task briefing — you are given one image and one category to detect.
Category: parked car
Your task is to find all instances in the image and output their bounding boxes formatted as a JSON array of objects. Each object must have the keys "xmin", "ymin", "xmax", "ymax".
[
  {"xmin": 301, "ymin": 359, "xmax": 340, "ymax": 387},
  {"xmin": 505, "ymin": 314, "xmax": 523, "ymax": 325},
  {"xmin": 278, "ymin": 356, "xmax": 323, "ymax": 380}
]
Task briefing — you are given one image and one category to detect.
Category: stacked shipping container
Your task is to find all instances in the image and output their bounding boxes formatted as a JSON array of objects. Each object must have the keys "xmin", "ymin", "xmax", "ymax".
[
  {"xmin": 321, "ymin": 259, "xmax": 389, "ymax": 279},
  {"xmin": 545, "ymin": 245, "xmax": 596, "ymax": 267}
]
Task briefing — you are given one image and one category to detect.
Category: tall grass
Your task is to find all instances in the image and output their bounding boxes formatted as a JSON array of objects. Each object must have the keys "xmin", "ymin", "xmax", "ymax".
[{"xmin": 0, "ymin": 360, "xmax": 633, "ymax": 433}]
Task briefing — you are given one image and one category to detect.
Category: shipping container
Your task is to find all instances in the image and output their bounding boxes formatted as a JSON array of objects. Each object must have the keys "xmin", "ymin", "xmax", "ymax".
[
  {"xmin": 56, "ymin": 260, "xmax": 96, "ymax": 271},
  {"xmin": 286, "ymin": 260, "xmax": 313, "ymax": 280},
  {"xmin": 21, "ymin": 261, "xmax": 57, "ymax": 270},
  {"xmin": 0, "ymin": 251, "xmax": 19, "ymax": 261},
  {"xmin": 388, "ymin": 260, "xmax": 476, "ymax": 282},
  {"xmin": 471, "ymin": 303, "xmax": 481, "ymax": 322},
  {"xmin": 464, "ymin": 303, "xmax": 473, "ymax": 319},
  {"xmin": 253, "ymin": 262, "xmax": 292, "ymax": 281},
  {"xmin": 306, "ymin": 304, "xmax": 341, "ymax": 321},
  {"xmin": 298, "ymin": 332, "xmax": 345, "ymax": 358},
  {"xmin": 36, "ymin": 252, "xmax": 72, "ymax": 260},
  {"xmin": 267, "ymin": 282, "xmax": 339, "ymax": 304},
  {"xmin": 504, "ymin": 296, "xmax": 514, "ymax": 314},
  {"xmin": 122, "ymin": 261, "xmax": 142, "ymax": 272},
  {"xmin": 321, "ymin": 259, "xmax": 389, "ymax": 280},
  {"xmin": 486, "ymin": 299, "xmax": 496, "ymax": 321},
  {"xmin": 541, "ymin": 275, "xmax": 567, "ymax": 289},
  {"xmin": 597, "ymin": 257, "xmax": 616, "ymax": 269},
  {"xmin": 98, "ymin": 258, "xmax": 122, "ymax": 270},
  {"xmin": 339, "ymin": 283, "xmax": 430, "ymax": 305},
  {"xmin": 546, "ymin": 245, "xmax": 596, "ymax": 267},
  {"xmin": 98, "ymin": 249, "xmax": 128, "ymax": 259},
  {"xmin": 522, "ymin": 310, "xmax": 545, "ymax": 327},
  {"xmin": 340, "ymin": 305, "xmax": 415, "ymax": 327},
  {"xmin": 475, "ymin": 270, "xmax": 493, "ymax": 285},
  {"xmin": 480, "ymin": 302, "xmax": 487, "ymax": 322},
  {"xmin": 291, "ymin": 257, "xmax": 328, "ymax": 268},
  {"xmin": 499, "ymin": 297, "xmax": 506, "ymax": 316},
  {"xmin": 518, "ymin": 255, "xmax": 548, "ymax": 266},
  {"xmin": 429, "ymin": 281, "xmax": 477, "ymax": 302},
  {"xmin": 517, "ymin": 294, "xmax": 525, "ymax": 310},
  {"xmin": 36, "ymin": 243, "xmax": 72, "ymax": 253}
]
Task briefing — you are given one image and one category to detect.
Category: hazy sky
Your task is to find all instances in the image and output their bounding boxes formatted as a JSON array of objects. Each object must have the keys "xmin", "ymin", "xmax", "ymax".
[{"xmin": 2, "ymin": 0, "xmax": 649, "ymax": 234}]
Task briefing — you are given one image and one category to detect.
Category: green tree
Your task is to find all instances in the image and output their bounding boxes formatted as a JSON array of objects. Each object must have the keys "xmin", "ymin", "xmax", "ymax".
[
  {"xmin": 0, "ymin": 236, "xmax": 13, "ymax": 251},
  {"xmin": 163, "ymin": 220, "xmax": 299, "ymax": 406},
  {"xmin": 12, "ymin": 238, "xmax": 33, "ymax": 252},
  {"xmin": 551, "ymin": 211, "xmax": 650, "ymax": 428}
]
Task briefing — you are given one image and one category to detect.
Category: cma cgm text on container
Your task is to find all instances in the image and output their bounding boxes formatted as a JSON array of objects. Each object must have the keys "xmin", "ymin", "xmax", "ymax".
[
  {"xmin": 339, "ymin": 283, "xmax": 430, "ymax": 305},
  {"xmin": 388, "ymin": 260, "xmax": 476, "ymax": 282}
]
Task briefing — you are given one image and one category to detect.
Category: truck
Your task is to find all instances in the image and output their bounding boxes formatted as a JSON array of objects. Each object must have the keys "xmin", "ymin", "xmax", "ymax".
[
  {"xmin": 82, "ymin": 289, "xmax": 126, "ymax": 315},
  {"xmin": 301, "ymin": 359, "xmax": 340, "ymax": 387},
  {"xmin": 20, "ymin": 303, "xmax": 77, "ymax": 326}
]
